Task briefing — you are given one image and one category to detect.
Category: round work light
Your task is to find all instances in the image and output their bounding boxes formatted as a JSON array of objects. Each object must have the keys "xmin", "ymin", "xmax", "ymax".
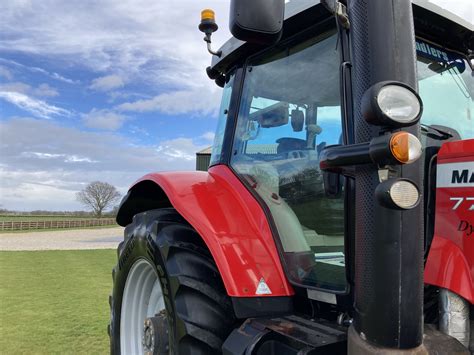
[
  {"xmin": 377, "ymin": 85, "xmax": 421, "ymax": 123},
  {"xmin": 362, "ymin": 81, "xmax": 423, "ymax": 127},
  {"xmin": 375, "ymin": 179, "xmax": 420, "ymax": 210}
]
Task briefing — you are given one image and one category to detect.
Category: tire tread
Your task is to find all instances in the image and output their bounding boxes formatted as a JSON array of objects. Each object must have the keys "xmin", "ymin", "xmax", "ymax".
[{"xmin": 109, "ymin": 208, "xmax": 235, "ymax": 354}]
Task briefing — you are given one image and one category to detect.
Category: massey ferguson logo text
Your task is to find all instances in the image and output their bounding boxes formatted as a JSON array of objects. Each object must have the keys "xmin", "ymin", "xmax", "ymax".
[
  {"xmin": 451, "ymin": 169, "xmax": 474, "ymax": 184},
  {"xmin": 437, "ymin": 163, "xmax": 474, "ymax": 188}
]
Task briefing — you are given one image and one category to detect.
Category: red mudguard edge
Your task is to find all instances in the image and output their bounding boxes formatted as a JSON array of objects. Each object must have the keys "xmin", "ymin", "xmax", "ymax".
[
  {"xmin": 424, "ymin": 139, "xmax": 474, "ymax": 304},
  {"xmin": 129, "ymin": 164, "xmax": 294, "ymax": 298}
]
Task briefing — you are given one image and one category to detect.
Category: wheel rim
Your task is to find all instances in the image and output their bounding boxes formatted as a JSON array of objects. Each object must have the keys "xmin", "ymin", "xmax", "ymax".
[{"xmin": 121, "ymin": 259, "xmax": 166, "ymax": 354}]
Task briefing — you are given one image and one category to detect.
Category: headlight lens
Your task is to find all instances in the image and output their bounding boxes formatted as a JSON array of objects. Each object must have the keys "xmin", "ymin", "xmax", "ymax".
[
  {"xmin": 377, "ymin": 85, "xmax": 421, "ymax": 124},
  {"xmin": 362, "ymin": 81, "xmax": 423, "ymax": 127}
]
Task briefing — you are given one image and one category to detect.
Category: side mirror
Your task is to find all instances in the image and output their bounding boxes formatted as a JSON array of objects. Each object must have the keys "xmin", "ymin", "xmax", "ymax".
[
  {"xmin": 291, "ymin": 109, "xmax": 304, "ymax": 132},
  {"xmin": 250, "ymin": 102, "xmax": 289, "ymax": 128},
  {"xmin": 229, "ymin": 0, "xmax": 285, "ymax": 44},
  {"xmin": 323, "ymin": 171, "xmax": 342, "ymax": 199}
]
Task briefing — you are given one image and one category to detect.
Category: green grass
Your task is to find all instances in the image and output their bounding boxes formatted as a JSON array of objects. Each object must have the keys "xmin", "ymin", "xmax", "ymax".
[{"xmin": 0, "ymin": 250, "xmax": 116, "ymax": 354}]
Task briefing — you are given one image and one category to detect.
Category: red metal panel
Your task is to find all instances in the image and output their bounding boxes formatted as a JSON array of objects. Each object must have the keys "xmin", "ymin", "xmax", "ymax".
[
  {"xmin": 424, "ymin": 139, "xmax": 474, "ymax": 304},
  {"xmin": 425, "ymin": 236, "xmax": 473, "ymax": 303},
  {"xmin": 132, "ymin": 165, "xmax": 294, "ymax": 297}
]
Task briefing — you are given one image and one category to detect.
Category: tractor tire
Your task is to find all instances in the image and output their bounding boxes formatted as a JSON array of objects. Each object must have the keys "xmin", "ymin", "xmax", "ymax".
[{"xmin": 109, "ymin": 208, "xmax": 236, "ymax": 355}]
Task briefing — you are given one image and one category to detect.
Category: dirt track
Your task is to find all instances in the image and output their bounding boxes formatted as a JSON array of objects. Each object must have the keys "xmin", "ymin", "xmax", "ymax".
[{"xmin": 0, "ymin": 227, "xmax": 124, "ymax": 251}]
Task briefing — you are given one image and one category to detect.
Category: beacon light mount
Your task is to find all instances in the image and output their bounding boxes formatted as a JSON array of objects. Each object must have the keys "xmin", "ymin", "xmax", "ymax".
[{"xmin": 199, "ymin": 9, "xmax": 222, "ymax": 57}]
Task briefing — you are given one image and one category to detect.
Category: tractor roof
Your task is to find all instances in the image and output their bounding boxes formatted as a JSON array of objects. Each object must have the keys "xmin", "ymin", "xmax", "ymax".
[{"xmin": 211, "ymin": 0, "xmax": 473, "ymax": 74}]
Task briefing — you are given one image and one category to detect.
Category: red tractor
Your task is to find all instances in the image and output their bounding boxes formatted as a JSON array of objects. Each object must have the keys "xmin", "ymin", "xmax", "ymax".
[{"xmin": 109, "ymin": 0, "xmax": 473, "ymax": 353}]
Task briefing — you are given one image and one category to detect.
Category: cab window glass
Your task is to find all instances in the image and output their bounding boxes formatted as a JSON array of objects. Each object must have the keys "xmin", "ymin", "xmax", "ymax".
[
  {"xmin": 231, "ymin": 30, "xmax": 346, "ymax": 291},
  {"xmin": 416, "ymin": 40, "xmax": 473, "ymax": 139},
  {"xmin": 210, "ymin": 74, "xmax": 235, "ymax": 165}
]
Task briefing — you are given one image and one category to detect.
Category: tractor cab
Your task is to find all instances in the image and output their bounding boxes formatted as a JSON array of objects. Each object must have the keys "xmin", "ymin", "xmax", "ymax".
[{"xmin": 205, "ymin": 0, "xmax": 473, "ymax": 297}]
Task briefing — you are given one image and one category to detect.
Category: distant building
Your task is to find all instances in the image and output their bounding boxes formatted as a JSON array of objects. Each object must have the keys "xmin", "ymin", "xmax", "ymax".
[{"xmin": 196, "ymin": 147, "xmax": 212, "ymax": 171}]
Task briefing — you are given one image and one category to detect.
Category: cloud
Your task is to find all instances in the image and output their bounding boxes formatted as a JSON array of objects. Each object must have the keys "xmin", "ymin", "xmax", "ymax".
[
  {"xmin": 0, "ymin": 58, "xmax": 79, "ymax": 84},
  {"xmin": 0, "ymin": 81, "xmax": 58, "ymax": 98},
  {"xmin": 156, "ymin": 137, "xmax": 207, "ymax": 161},
  {"xmin": 0, "ymin": 91, "xmax": 70, "ymax": 118},
  {"xmin": 0, "ymin": 82, "xmax": 30, "ymax": 94},
  {"xmin": 117, "ymin": 88, "xmax": 221, "ymax": 116},
  {"xmin": 21, "ymin": 151, "xmax": 98, "ymax": 163},
  {"xmin": 0, "ymin": 65, "xmax": 12, "ymax": 80},
  {"xmin": 33, "ymin": 83, "xmax": 59, "ymax": 97},
  {"xmin": 0, "ymin": 171, "xmax": 80, "ymax": 211},
  {"xmin": 90, "ymin": 74, "xmax": 125, "ymax": 92},
  {"xmin": 0, "ymin": 0, "xmax": 230, "ymax": 116},
  {"xmin": 82, "ymin": 109, "xmax": 127, "ymax": 130},
  {"xmin": 0, "ymin": 117, "xmax": 209, "ymax": 210},
  {"xmin": 200, "ymin": 131, "xmax": 215, "ymax": 142}
]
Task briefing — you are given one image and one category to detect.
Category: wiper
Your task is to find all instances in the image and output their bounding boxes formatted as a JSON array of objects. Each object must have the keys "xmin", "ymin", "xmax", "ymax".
[
  {"xmin": 447, "ymin": 66, "xmax": 471, "ymax": 99},
  {"xmin": 420, "ymin": 124, "xmax": 454, "ymax": 140}
]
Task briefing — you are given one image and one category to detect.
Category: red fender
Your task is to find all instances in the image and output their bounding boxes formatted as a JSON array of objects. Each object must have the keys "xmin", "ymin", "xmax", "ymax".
[
  {"xmin": 425, "ymin": 236, "xmax": 474, "ymax": 304},
  {"xmin": 124, "ymin": 164, "xmax": 294, "ymax": 298}
]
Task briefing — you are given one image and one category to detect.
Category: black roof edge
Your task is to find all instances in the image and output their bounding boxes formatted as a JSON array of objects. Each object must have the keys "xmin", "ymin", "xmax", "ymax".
[{"xmin": 210, "ymin": 0, "xmax": 473, "ymax": 75}]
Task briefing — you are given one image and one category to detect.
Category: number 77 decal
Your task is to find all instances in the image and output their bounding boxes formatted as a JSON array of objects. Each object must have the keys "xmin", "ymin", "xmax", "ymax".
[{"xmin": 450, "ymin": 197, "xmax": 474, "ymax": 211}]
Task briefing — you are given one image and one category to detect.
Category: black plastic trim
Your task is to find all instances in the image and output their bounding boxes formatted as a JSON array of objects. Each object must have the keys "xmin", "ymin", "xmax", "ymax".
[
  {"xmin": 413, "ymin": 4, "xmax": 473, "ymax": 56},
  {"xmin": 231, "ymin": 296, "xmax": 293, "ymax": 319},
  {"xmin": 209, "ymin": 66, "xmax": 245, "ymax": 168}
]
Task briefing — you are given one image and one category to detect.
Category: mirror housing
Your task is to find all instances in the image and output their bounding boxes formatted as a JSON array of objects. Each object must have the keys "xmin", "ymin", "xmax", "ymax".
[
  {"xmin": 323, "ymin": 171, "xmax": 343, "ymax": 199},
  {"xmin": 250, "ymin": 102, "xmax": 289, "ymax": 128},
  {"xmin": 291, "ymin": 109, "xmax": 304, "ymax": 132},
  {"xmin": 229, "ymin": 0, "xmax": 284, "ymax": 44}
]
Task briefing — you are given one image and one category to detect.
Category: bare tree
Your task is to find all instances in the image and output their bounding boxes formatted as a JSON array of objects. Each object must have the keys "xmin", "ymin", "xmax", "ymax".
[{"xmin": 76, "ymin": 181, "xmax": 121, "ymax": 217}]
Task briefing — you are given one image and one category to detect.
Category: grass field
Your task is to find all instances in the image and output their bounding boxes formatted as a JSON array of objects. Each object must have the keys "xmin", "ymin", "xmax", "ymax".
[{"xmin": 0, "ymin": 250, "xmax": 116, "ymax": 354}]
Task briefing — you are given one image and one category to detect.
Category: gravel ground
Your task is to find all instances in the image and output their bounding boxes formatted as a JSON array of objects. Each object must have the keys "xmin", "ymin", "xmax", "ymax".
[{"xmin": 0, "ymin": 227, "xmax": 124, "ymax": 251}]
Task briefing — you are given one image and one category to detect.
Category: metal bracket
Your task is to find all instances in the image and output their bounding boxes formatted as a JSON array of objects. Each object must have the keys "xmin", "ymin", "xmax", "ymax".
[
  {"xmin": 335, "ymin": 2, "xmax": 350, "ymax": 29},
  {"xmin": 378, "ymin": 169, "xmax": 389, "ymax": 182},
  {"xmin": 322, "ymin": 0, "xmax": 350, "ymax": 29},
  {"xmin": 204, "ymin": 34, "xmax": 222, "ymax": 57},
  {"xmin": 377, "ymin": 167, "xmax": 398, "ymax": 182}
]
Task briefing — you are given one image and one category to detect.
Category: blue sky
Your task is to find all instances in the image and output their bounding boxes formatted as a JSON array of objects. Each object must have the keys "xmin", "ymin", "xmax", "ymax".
[{"xmin": 0, "ymin": 0, "xmax": 472, "ymax": 211}]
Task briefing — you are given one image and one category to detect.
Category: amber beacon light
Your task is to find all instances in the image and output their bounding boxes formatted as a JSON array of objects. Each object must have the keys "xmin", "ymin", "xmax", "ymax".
[{"xmin": 199, "ymin": 9, "xmax": 218, "ymax": 34}]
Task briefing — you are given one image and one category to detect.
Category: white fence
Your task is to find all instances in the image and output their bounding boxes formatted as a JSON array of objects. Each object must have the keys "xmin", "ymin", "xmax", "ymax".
[{"xmin": 0, "ymin": 219, "xmax": 117, "ymax": 231}]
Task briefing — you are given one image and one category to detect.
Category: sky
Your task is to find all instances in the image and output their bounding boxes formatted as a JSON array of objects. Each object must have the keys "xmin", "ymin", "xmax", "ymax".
[{"xmin": 0, "ymin": 0, "xmax": 472, "ymax": 211}]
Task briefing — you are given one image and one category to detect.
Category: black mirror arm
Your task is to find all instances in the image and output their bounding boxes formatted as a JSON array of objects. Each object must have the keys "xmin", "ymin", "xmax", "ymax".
[{"xmin": 319, "ymin": 143, "xmax": 371, "ymax": 177}]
